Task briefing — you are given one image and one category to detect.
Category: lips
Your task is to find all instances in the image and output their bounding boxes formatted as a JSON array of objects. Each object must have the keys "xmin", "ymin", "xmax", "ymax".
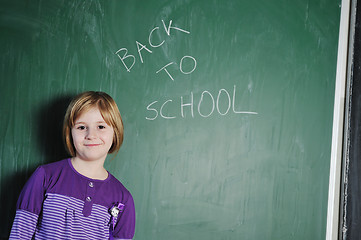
[{"xmin": 84, "ymin": 143, "xmax": 102, "ymax": 147}]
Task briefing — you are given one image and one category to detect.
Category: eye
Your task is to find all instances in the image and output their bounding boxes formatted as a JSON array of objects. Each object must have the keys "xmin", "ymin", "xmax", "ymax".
[
  {"xmin": 76, "ymin": 125, "xmax": 86, "ymax": 130},
  {"xmin": 98, "ymin": 125, "xmax": 106, "ymax": 130}
]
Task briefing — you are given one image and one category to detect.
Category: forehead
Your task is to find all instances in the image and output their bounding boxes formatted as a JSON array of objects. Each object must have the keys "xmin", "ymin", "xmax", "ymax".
[{"xmin": 75, "ymin": 107, "xmax": 105, "ymax": 122}]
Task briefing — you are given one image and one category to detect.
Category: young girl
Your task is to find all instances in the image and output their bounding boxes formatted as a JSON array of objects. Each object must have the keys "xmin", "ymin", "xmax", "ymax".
[{"xmin": 9, "ymin": 91, "xmax": 135, "ymax": 240}]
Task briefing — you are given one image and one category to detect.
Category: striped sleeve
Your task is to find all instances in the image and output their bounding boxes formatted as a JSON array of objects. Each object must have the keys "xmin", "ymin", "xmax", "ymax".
[
  {"xmin": 9, "ymin": 166, "xmax": 46, "ymax": 239},
  {"xmin": 9, "ymin": 209, "xmax": 39, "ymax": 239}
]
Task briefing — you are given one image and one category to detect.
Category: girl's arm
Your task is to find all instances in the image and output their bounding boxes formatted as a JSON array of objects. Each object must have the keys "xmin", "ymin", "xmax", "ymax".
[
  {"xmin": 112, "ymin": 192, "xmax": 136, "ymax": 240},
  {"xmin": 9, "ymin": 210, "xmax": 39, "ymax": 239},
  {"xmin": 9, "ymin": 167, "xmax": 46, "ymax": 239}
]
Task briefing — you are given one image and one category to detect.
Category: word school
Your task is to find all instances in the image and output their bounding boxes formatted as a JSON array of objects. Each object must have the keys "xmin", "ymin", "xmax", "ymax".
[{"xmin": 145, "ymin": 85, "xmax": 258, "ymax": 120}]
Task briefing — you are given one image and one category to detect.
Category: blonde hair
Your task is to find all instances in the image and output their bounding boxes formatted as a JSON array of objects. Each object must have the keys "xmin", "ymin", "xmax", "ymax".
[{"xmin": 63, "ymin": 91, "xmax": 124, "ymax": 157}]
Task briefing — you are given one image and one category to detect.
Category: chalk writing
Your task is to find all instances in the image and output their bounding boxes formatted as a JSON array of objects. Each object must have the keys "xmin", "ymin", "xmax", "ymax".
[
  {"xmin": 156, "ymin": 55, "xmax": 197, "ymax": 81},
  {"xmin": 115, "ymin": 19, "xmax": 193, "ymax": 81},
  {"xmin": 145, "ymin": 85, "xmax": 258, "ymax": 120},
  {"xmin": 114, "ymin": 19, "xmax": 257, "ymax": 121}
]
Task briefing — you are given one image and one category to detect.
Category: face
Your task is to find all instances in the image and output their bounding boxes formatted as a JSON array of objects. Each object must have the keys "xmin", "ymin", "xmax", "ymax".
[{"xmin": 71, "ymin": 107, "xmax": 114, "ymax": 162}]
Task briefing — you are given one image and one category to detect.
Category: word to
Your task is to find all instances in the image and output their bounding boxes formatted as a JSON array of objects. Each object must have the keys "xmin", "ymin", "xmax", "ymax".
[
  {"xmin": 145, "ymin": 85, "xmax": 258, "ymax": 120},
  {"xmin": 115, "ymin": 20, "xmax": 196, "ymax": 81}
]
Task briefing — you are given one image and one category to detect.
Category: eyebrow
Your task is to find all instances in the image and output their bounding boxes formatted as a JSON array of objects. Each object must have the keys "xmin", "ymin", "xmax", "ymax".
[{"xmin": 74, "ymin": 120, "xmax": 107, "ymax": 125}]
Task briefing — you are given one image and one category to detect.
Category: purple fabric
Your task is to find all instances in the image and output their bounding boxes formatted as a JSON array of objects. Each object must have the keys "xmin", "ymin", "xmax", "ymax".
[{"xmin": 10, "ymin": 159, "xmax": 135, "ymax": 240}]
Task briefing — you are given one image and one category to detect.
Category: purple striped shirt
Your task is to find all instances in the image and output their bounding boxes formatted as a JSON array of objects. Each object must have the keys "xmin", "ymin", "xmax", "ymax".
[{"xmin": 9, "ymin": 159, "xmax": 135, "ymax": 240}]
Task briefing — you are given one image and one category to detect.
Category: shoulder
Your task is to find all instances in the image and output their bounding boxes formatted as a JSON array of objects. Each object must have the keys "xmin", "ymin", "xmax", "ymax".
[
  {"xmin": 41, "ymin": 158, "xmax": 68, "ymax": 171},
  {"xmin": 108, "ymin": 174, "xmax": 131, "ymax": 194},
  {"xmin": 105, "ymin": 174, "xmax": 134, "ymax": 203},
  {"xmin": 15, "ymin": 160, "xmax": 69, "ymax": 213},
  {"xmin": 35, "ymin": 159, "xmax": 72, "ymax": 189},
  {"xmin": 23, "ymin": 159, "xmax": 68, "ymax": 184},
  {"xmin": 38, "ymin": 159, "xmax": 69, "ymax": 176}
]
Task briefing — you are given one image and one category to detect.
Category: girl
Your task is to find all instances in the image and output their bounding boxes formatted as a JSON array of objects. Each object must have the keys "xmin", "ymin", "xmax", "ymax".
[{"xmin": 9, "ymin": 91, "xmax": 135, "ymax": 240}]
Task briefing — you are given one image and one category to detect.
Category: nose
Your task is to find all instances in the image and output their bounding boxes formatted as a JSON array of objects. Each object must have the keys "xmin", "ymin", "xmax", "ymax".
[{"xmin": 85, "ymin": 127, "xmax": 97, "ymax": 139}]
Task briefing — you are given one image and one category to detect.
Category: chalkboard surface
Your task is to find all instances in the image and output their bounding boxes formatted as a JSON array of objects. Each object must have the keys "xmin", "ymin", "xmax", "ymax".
[{"xmin": 0, "ymin": 0, "xmax": 341, "ymax": 239}]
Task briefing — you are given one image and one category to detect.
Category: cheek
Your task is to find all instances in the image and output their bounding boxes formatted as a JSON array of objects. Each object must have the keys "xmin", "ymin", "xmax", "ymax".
[
  {"xmin": 107, "ymin": 128, "xmax": 115, "ymax": 141},
  {"xmin": 71, "ymin": 129, "xmax": 82, "ymax": 146},
  {"xmin": 106, "ymin": 131, "xmax": 115, "ymax": 149},
  {"xmin": 108, "ymin": 132, "xmax": 115, "ymax": 145}
]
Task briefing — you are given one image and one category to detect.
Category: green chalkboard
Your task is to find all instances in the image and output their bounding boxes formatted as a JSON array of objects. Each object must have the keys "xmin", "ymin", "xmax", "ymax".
[{"xmin": 0, "ymin": 0, "xmax": 341, "ymax": 239}]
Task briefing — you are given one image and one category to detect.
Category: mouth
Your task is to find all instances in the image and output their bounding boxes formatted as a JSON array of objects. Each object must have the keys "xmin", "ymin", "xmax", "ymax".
[{"xmin": 84, "ymin": 143, "xmax": 102, "ymax": 147}]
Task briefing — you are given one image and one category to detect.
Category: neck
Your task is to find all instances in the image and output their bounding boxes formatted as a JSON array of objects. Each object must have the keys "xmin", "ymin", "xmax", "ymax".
[{"xmin": 71, "ymin": 157, "xmax": 108, "ymax": 180}]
